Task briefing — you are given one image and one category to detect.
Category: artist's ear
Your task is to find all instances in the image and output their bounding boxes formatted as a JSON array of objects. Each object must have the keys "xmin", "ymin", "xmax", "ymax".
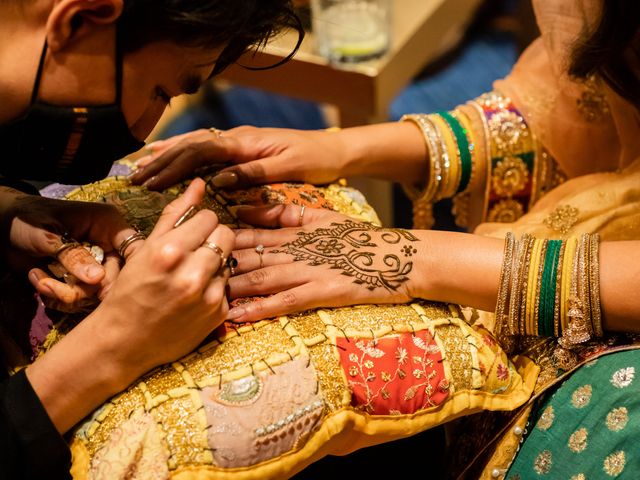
[{"xmin": 46, "ymin": 0, "xmax": 123, "ymax": 52}]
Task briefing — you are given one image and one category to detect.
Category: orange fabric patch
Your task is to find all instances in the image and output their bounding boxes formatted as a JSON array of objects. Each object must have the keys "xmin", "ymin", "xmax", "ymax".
[{"xmin": 337, "ymin": 330, "xmax": 449, "ymax": 415}]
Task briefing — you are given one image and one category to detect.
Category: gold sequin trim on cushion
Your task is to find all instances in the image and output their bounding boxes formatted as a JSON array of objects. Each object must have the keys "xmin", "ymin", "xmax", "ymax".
[
  {"xmin": 287, "ymin": 311, "xmax": 327, "ymax": 342},
  {"xmin": 182, "ymin": 322, "xmax": 296, "ymax": 384},
  {"xmin": 533, "ymin": 450, "xmax": 553, "ymax": 475},
  {"xmin": 536, "ymin": 405, "xmax": 555, "ymax": 431},
  {"xmin": 603, "ymin": 451, "xmax": 626, "ymax": 477},
  {"xmin": 568, "ymin": 427, "xmax": 588, "ymax": 453},
  {"xmin": 606, "ymin": 407, "xmax": 629, "ymax": 432},
  {"xmin": 84, "ymin": 387, "xmax": 146, "ymax": 457},
  {"xmin": 327, "ymin": 304, "xmax": 424, "ymax": 332},
  {"xmin": 571, "ymin": 385, "xmax": 592, "ymax": 408},
  {"xmin": 141, "ymin": 365, "xmax": 189, "ymax": 398},
  {"xmin": 433, "ymin": 323, "xmax": 473, "ymax": 391},
  {"xmin": 152, "ymin": 393, "xmax": 210, "ymax": 469},
  {"xmin": 611, "ymin": 367, "xmax": 635, "ymax": 388},
  {"xmin": 308, "ymin": 343, "xmax": 350, "ymax": 412}
]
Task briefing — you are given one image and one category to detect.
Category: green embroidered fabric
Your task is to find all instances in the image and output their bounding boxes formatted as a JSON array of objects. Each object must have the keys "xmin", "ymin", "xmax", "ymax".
[{"xmin": 507, "ymin": 349, "xmax": 640, "ymax": 479}]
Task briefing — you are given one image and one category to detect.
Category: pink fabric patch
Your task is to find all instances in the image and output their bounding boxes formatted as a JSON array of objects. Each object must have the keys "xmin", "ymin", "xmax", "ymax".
[{"xmin": 337, "ymin": 330, "xmax": 449, "ymax": 415}]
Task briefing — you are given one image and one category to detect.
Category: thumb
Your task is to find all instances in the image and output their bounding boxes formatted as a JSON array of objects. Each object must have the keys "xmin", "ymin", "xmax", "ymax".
[{"xmin": 55, "ymin": 243, "xmax": 105, "ymax": 285}]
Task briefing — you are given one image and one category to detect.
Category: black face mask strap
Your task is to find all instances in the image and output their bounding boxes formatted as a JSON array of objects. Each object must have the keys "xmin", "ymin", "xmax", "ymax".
[{"xmin": 30, "ymin": 40, "xmax": 49, "ymax": 105}]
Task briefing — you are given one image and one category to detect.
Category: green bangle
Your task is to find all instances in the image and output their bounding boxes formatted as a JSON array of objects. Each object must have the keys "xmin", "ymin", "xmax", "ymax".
[
  {"xmin": 437, "ymin": 111, "xmax": 472, "ymax": 193},
  {"xmin": 539, "ymin": 240, "xmax": 561, "ymax": 336}
]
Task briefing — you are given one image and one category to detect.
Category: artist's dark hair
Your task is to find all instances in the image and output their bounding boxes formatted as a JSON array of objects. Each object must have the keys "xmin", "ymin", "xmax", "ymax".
[
  {"xmin": 118, "ymin": 0, "xmax": 303, "ymax": 76},
  {"xmin": 569, "ymin": 0, "xmax": 640, "ymax": 106}
]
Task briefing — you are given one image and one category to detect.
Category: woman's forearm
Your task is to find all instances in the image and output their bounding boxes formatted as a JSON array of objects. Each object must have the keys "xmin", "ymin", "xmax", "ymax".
[
  {"xmin": 338, "ymin": 122, "xmax": 429, "ymax": 186},
  {"xmin": 412, "ymin": 232, "xmax": 640, "ymax": 334},
  {"xmin": 599, "ymin": 241, "xmax": 640, "ymax": 332},
  {"xmin": 411, "ymin": 230, "xmax": 504, "ymax": 312},
  {"xmin": 25, "ymin": 310, "xmax": 132, "ymax": 434}
]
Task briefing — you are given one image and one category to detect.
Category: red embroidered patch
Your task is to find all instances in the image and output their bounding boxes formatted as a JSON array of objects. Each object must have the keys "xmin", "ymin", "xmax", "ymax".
[{"xmin": 337, "ymin": 330, "xmax": 449, "ymax": 415}]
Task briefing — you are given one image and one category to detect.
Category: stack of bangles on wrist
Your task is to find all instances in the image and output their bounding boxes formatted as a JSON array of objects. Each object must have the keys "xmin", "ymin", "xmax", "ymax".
[
  {"xmin": 495, "ymin": 232, "xmax": 602, "ymax": 347},
  {"xmin": 401, "ymin": 111, "xmax": 476, "ymax": 204}
]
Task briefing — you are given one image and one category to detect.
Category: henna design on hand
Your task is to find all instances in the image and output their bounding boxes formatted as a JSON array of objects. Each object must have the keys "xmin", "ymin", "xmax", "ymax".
[{"xmin": 272, "ymin": 220, "xmax": 420, "ymax": 291}]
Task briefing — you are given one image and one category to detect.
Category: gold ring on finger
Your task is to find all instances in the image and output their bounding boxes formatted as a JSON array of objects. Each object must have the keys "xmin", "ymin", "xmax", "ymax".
[
  {"xmin": 54, "ymin": 236, "xmax": 81, "ymax": 258},
  {"xmin": 298, "ymin": 205, "xmax": 306, "ymax": 227},
  {"xmin": 202, "ymin": 241, "xmax": 227, "ymax": 267},
  {"xmin": 117, "ymin": 231, "xmax": 147, "ymax": 259},
  {"xmin": 209, "ymin": 127, "xmax": 224, "ymax": 139},
  {"xmin": 255, "ymin": 244, "xmax": 265, "ymax": 269}
]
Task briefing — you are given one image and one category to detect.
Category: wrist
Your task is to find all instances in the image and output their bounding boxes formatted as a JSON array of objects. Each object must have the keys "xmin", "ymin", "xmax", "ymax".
[
  {"xmin": 406, "ymin": 230, "xmax": 437, "ymax": 300},
  {"xmin": 26, "ymin": 309, "xmax": 139, "ymax": 433}
]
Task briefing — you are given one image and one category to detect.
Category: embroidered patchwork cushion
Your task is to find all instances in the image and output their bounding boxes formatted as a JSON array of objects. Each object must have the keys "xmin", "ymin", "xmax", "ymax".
[{"xmin": 45, "ymin": 173, "xmax": 537, "ymax": 480}]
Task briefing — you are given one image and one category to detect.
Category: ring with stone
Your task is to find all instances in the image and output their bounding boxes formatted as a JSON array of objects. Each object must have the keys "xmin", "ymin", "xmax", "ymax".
[
  {"xmin": 255, "ymin": 244, "xmax": 265, "ymax": 269},
  {"xmin": 209, "ymin": 127, "xmax": 224, "ymax": 139},
  {"xmin": 226, "ymin": 254, "xmax": 239, "ymax": 276}
]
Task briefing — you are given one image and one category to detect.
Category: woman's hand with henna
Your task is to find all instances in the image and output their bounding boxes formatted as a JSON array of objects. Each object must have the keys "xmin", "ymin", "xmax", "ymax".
[{"xmin": 227, "ymin": 204, "xmax": 424, "ymax": 322}]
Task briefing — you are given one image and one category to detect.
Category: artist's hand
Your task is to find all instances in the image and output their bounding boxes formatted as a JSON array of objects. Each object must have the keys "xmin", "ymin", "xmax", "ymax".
[
  {"xmin": 227, "ymin": 204, "xmax": 422, "ymax": 322},
  {"xmin": 0, "ymin": 190, "xmax": 142, "ymax": 312},
  {"xmin": 96, "ymin": 178, "xmax": 234, "ymax": 369},
  {"xmin": 26, "ymin": 179, "xmax": 235, "ymax": 434},
  {"xmin": 129, "ymin": 126, "xmax": 348, "ymax": 190}
]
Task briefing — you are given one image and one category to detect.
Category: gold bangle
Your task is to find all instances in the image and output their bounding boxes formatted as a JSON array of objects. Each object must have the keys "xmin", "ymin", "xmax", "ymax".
[
  {"xmin": 560, "ymin": 237, "xmax": 578, "ymax": 333},
  {"xmin": 579, "ymin": 233, "xmax": 593, "ymax": 336},
  {"xmin": 526, "ymin": 238, "xmax": 543, "ymax": 335},
  {"xmin": 400, "ymin": 114, "xmax": 442, "ymax": 204},
  {"xmin": 509, "ymin": 234, "xmax": 533, "ymax": 335},
  {"xmin": 429, "ymin": 114, "xmax": 458, "ymax": 199},
  {"xmin": 553, "ymin": 240, "xmax": 567, "ymax": 337},
  {"xmin": 495, "ymin": 232, "xmax": 515, "ymax": 341},
  {"xmin": 590, "ymin": 234, "xmax": 603, "ymax": 337}
]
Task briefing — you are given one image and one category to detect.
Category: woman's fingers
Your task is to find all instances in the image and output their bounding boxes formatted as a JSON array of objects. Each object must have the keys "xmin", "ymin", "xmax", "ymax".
[
  {"xmin": 233, "ymin": 227, "xmax": 298, "ymax": 250},
  {"xmin": 30, "ymin": 267, "xmax": 99, "ymax": 310},
  {"xmin": 179, "ymin": 224, "xmax": 235, "ymax": 287},
  {"xmin": 231, "ymin": 247, "xmax": 289, "ymax": 275},
  {"xmin": 149, "ymin": 178, "xmax": 207, "ymax": 237},
  {"xmin": 97, "ymin": 253, "xmax": 123, "ymax": 300},
  {"xmin": 235, "ymin": 204, "xmax": 343, "ymax": 228},
  {"xmin": 228, "ymin": 263, "xmax": 308, "ymax": 299},
  {"xmin": 226, "ymin": 284, "xmax": 323, "ymax": 323}
]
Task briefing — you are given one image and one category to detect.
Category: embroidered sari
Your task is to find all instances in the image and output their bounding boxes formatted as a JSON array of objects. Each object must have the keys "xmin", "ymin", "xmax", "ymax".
[{"xmin": 439, "ymin": 0, "xmax": 640, "ymax": 477}]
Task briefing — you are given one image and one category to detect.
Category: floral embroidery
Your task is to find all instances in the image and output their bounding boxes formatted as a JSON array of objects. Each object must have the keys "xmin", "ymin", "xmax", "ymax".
[
  {"xmin": 536, "ymin": 406, "xmax": 555, "ymax": 430},
  {"xmin": 570, "ymin": 475, "xmax": 586, "ymax": 480},
  {"xmin": 337, "ymin": 331, "xmax": 448, "ymax": 414},
  {"xmin": 543, "ymin": 205, "xmax": 579, "ymax": 235},
  {"xmin": 603, "ymin": 451, "xmax": 626, "ymax": 476},
  {"xmin": 611, "ymin": 367, "xmax": 635, "ymax": 388},
  {"xmin": 533, "ymin": 450, "xmax": 553, "ymax": 475},
  {"xmin": 571, "ymin": 385, "xmax": 592, "ymax": 408},
  {"xmin": 568, "ymin": 428, "xmax": 588, "ymax": 453},
  {"xmin": 606, "ymin": 407, "xmax": 629, "ymax": 432},
  {"xmin": 497, "ymin": 363, "xmax": 509, "ymax": 381}
]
